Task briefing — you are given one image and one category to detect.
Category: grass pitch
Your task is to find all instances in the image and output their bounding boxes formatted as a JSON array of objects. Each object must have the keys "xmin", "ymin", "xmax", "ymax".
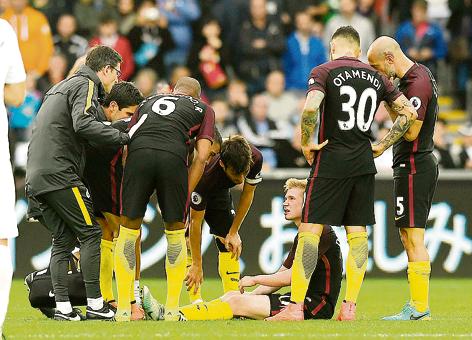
[{"xmin": 3, "ymin": 278, "xmax": 471, "ymax": 339}]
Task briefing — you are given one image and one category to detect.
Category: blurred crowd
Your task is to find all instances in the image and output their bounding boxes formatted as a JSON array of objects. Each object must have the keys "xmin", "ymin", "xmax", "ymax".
[{"xmin": 3, "ymin": 0, "xmax": 472, "ymax": 175}]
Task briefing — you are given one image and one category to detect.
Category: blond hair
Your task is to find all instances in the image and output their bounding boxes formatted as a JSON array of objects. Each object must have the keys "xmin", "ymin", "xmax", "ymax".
[{"xmin": 284, "ymin": 178, "xmax": 307, "ymax": 193}]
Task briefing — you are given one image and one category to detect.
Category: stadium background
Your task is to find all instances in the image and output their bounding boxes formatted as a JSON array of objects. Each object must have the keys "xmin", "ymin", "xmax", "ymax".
[{"xmin": 2, "ymin": 0, "xmax": 472, "ymax": 277}]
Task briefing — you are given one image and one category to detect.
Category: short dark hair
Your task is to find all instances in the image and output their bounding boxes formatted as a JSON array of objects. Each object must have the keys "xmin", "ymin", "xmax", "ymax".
[
  {"xmin": 103, "ymin": 82, "xmax": 144, "ymax": 109},
  {"xmin": 220, "ymin": 135, "xmax": 253, "ymax": 175},
  {"xmin": 331, "ymin": 25, "xmax": 360, "ymax": 46},
  {"xmin": 214, "ymin": 127, "xmax": 223, "ymax": 147},
  {"xmin": 99, "ymin": 13, "xmax": 117, "ymax": 25},
  {"xmin": 412, "ymin": 0, "xmax": 428, "ymax": 10},
  {"xmin": 85, "ymin": 45, "xmax": 122, "ymax": 72}
]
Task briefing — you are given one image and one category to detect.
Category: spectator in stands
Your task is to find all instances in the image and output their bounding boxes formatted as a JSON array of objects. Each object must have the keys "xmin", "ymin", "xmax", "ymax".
[
  {"xmin": 8, "ymin": 74, "xmax": 41, "ymax": 145},
  {"xmin": 238, "ymin": 0, "xmax": 285, "ymax": 94},
  {"xmin": 31, "ymin": 0, "xmax": 74, "ymax": 34},
  {"xmin": 118, "ymin": 0, "xmax": 137, "ymax": 35},
  {"xmin": 127, "ymin": 1, "xmax": 174, "ymax": 79},
  {"xmin": 395, "ymin": 0, "xmax": 447, "ymax": 78},
  {"xmin": 457, "ymin": 123, "xmax": 472, "ymax": 170},
  {"xmin": 433, "ymin": 119, "xmax": 457, "ymax": 169},
  {"xmin": 90, "ymin": 14, "xmax": 135, "ymax": 80},
  {"xmin": 54, "ymin": 14, "xmax": 88, "ymax": 71},
  {"xmin": 263, "ymin": 70, "xmax": 298, "ymax": 126},
  {"xmin": 74, "ymin": 0, "xmax": 119, "ymax": 37},
  {"xmin": 283, "ymin": 11, "xmax": 326, "ymax": 92},
  {"xmin": 282, "ymin": 0, "xmax": 330, "ymax": 28},
  {"xmin": 37, "ymin": 53, "xmax": 68, "ymax": 95},
  {"xmin": 2, "ymin": 0, "xmax": 54, "ymax": 78},
  {"xmin": 358, "ymin": 0, "xmax": 381, "ymax": 35},
  {"xmin": 237, "ymin": 94, "xmax": 279, "ymax": 170},
  {"xmin": 274, "ymin": 122, "xmax": 307, "ymax": 168},
  {"xmin": 227, "ymin": 79, "xmax": 250, "ymax": 121},
  {"xmin": 212, "ymin": 99, "xmax": 238, "ymax": 138},
  {"xmin": 323, "ymin": 0, "xmax": 375, "ymax": 61},
  {"xmin": 169, "ymin": 65, "xmax": 191, "ymax": 87},
  {"xmin": 188, "ymin": 18, "xmax": 229, "ymax": 96},
  {"xmin": 157, "ymin": 0, "xmax": 201, "ymax": 67},
  {"xmin": 447, "ymin": 0, "xmax": 472, "ymax": 109},
  {"xmin": 134, "ymin": 68, "xmax": 159, "ymax": 98}
]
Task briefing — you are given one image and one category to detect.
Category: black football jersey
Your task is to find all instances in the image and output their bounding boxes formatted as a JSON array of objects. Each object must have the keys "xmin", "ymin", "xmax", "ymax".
[
  {"xmin": 128, "ymin": 94, "xmax": 215, "ymax": 163},
  {"xmin": 190, "ymin": 145, "xmax": 263, "ymax": 211},
  {"xmin": 393, "ymin": 63, "xmax": 439, "ymax": 175},
  {"xmin": 307, "ymin": 57, "xmax": 401, "ymax": 178}
]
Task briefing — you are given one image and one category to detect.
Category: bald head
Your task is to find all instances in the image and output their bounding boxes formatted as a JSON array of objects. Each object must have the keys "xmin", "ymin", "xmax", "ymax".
[
  {"xmin": 173, "ymin": 77, "xmax": 202, "ymax": 99},
  {"xmin": 367, "ymin": 36, "xmax": 409, "ymax": 79},
  {"xmin": 367, "ymin": 36, "xmax": 402, "ymax": 63}
]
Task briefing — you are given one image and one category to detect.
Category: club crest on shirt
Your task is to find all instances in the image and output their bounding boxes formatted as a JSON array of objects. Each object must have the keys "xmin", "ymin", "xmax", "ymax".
[
  {"xmin": 191, "ymin": 192, "xmax": 202, "ymax": 205},
  {"xmin": 410, "ymin": 96, "xmax": 421, "ymax": 110}
]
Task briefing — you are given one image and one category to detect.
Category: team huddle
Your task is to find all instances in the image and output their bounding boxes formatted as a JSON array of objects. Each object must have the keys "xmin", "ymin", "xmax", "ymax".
[{"xmin": 24, "ymin": 25, "xmax": 438, "ymax": 323}]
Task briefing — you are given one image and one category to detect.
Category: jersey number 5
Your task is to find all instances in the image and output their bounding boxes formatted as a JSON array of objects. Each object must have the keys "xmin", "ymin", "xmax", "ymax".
[
  {"xmin": 338, "ymin": 85, "xmax": 377, "ymax": 132},
  {"xmin": 151, "ymin": 96, "xmax": 178, "ymax": 116}
]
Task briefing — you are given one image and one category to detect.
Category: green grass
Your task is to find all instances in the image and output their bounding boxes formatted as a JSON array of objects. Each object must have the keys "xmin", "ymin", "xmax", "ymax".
[{"xmin": 4, "ymin": 278, "xmax": 472, "ymax": 339}]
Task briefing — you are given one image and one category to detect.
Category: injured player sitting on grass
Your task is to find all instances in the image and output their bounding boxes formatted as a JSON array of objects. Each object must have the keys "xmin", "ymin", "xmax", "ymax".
[{"xmin": 142, "ymin": 178, "xmax": 343, "ymax": 321}]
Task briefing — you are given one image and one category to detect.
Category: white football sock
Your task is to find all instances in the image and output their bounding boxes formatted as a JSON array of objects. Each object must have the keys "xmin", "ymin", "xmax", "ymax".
[
  {"xmin": 56, "ymin": 301, "xmax": 73, "ymax": 314},
  {"xmin": 0, "ymin": 244, "xmax": 13, "ymax": 335},
  {"xmin": 87, "ymin": 297, "xmax": 104, "ymax": 311}
]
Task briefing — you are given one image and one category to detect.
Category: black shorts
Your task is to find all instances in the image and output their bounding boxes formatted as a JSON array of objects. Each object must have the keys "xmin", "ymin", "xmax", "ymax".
[
  {"xmin": 302, "ymin": 174, "xmax": 375, "ymax": 226},
  {"xmin": 204, "ymin": 190, "xmax": 234, "ymax": 238},
  {"xmin": 269, "ymin": 243, "xmax": 342, "ymax": 320},
  {"xmin": 393, "ymin": 166, "xmax": 438, "ymax": 228},
  {"xmin": 86, "ymin": 150, "xmax": 123, "ymax": 218},
  {"xmin": 121, "ymin": 149, "xmax": 189, "ymax": 223}
]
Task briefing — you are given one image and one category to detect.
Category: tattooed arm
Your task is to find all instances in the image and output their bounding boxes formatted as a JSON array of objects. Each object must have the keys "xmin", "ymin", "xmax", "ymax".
[
  {"xmin": 372, "ymin": 94, "xmax": 418, "ymax": 157},
  {"xmin": 301, "ymin": 90, "xmax": 328, "ymax": 165}
]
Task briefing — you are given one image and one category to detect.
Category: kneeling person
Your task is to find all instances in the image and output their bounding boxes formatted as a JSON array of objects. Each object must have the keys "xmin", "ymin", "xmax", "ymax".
[{"xmin": 143, "ymin": 178, "xmax": 342, "ymax": 320}]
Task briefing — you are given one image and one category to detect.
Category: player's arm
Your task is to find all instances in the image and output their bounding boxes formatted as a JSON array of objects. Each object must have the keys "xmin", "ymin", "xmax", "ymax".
[
  {"xmin": 240, "ymin": 267, "xmax": 292, "ymax": 293},
  {"xmin": 4, "ymin": 82, "xmax": 26, "ymax": 107},
  {"xmin": 185, "ymin": 207, "xmax": 206, "ymax": 293},
  {"xmin": 188, "ymin": 138, "xmax": 212, "ymax": 194},
  {"xmin": 301, "ymin": 90, "xmax": 328, "ymax": 165},
  {"xmin": 383, "ymin": 101, "xmax": 424, "ymax": 142},
  {"xmin": 372, "ymin": 94, "xmax": 418, "ymax": 157},
  {"xmin": 4, "ymin": 21, "xmax": 26, "ymax": 107},
  {"xmin": 70, "ymin": 80, "xmax": 130, "ymax": 146},
  {"xmin": 225, "ymin": 182, "xmax": 257, "ymax": 259},
  {"xmin": 246, "ymin": 266, "xmax": 290, "ymax": 295}
]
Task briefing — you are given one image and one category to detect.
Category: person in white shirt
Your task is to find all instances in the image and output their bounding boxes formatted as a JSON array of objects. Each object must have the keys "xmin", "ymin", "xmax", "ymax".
[
  {"xmin": 0, "ymin": 18, "xmax": 26, "ymax": 337},
  {"xmin": 323, "ymin": 0, "xmax": 375, "ymax": 62}
]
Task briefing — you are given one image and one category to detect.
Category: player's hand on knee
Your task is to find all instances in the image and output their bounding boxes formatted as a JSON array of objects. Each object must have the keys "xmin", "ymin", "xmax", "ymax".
[
  {"xmin": 302, "ymin": 140, "xmax": 328, "ymax": 165},
  {"xmin": 239, "ymin": 276, "xmax": 256, "ymax": 293},
  {"xmin": 185, "ymin": 264, "xmax": 203, "ymax": 293},
  {"xmin": 225, "ymin": 232, "xmax": 242, "ymax": 259}
]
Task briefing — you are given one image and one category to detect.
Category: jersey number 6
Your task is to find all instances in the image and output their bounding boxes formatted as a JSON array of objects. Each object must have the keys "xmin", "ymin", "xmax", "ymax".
[{"xmin": 151, "ymin": 96, "xmax": 178, "ymax": 116}]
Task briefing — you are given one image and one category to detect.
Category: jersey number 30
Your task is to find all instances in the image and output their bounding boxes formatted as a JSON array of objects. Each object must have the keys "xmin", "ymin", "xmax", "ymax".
[
  {"xmin": 151, "ymin": 96, "xmax": 178, "ymax": 116},
  {"xmin": 338, "ymin": 85, "xmax": 377, "ymax": 132}
]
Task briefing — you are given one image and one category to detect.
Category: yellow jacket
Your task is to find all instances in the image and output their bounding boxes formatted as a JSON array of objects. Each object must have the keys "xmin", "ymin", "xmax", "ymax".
[{"xmin": 2, "ymin": 6, "xmax": 53, "ymax": 76}]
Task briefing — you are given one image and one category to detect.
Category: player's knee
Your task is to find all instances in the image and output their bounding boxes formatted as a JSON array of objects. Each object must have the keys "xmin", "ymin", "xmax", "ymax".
[
  {"xmin": 120, "ymin": 216, "xmax": 142, "ymax": 230},
  {"xmin": 225, "ymin": 294, "xmax": 243, "ymax": 314},
  {"xmin": 165, "ymin": 221, "xmax": 185, "ymax": 231},
  {"xmin": 399, "ymin": 228, "xmax": 425, "ymax": 251}
]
